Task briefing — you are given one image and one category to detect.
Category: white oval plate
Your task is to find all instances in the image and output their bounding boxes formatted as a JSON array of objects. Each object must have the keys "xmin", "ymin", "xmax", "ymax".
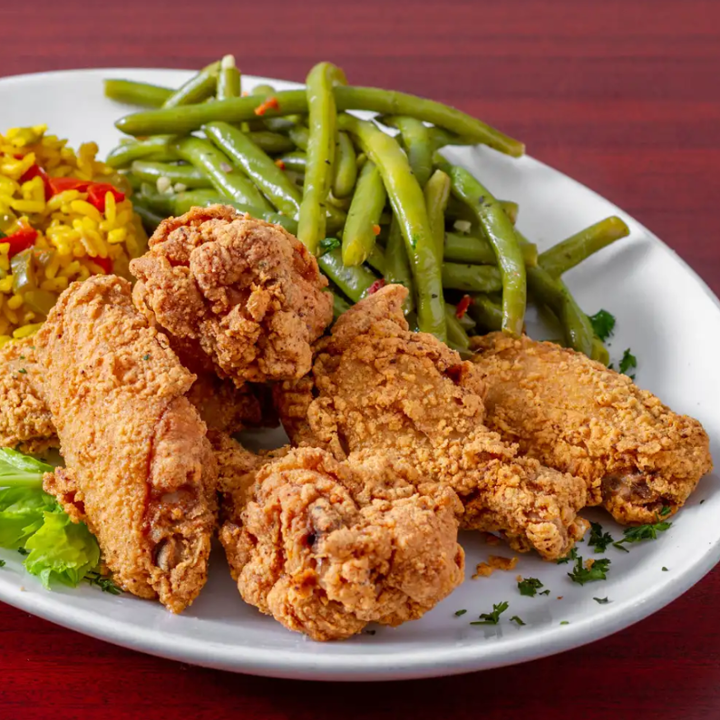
[{"xmin": 0, "ymin": 69, "xmax": 718, "ymax": 682}]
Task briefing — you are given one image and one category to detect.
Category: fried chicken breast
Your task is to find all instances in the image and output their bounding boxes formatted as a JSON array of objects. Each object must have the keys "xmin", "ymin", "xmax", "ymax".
[
  {"xmin": 218, "ymin": 441, "xmax": 464, "ymax": 641},
  {"xmin": 130, "ymin": 205, "xmax": 333, "ymax": 385},
  {"xmin": 471, "ymin": 332, "xmax": 713, "ymax": 524},
  {"xmin": 275, "ymin": 285, "xmax": 588, "ymax": 560},
  {"xmin": 0, "ymin": 338, "xmax": 57, "ymax": 454},
  {"xmin": 35, "ymin": 276, "xmax": 217, "ymax": 613}
]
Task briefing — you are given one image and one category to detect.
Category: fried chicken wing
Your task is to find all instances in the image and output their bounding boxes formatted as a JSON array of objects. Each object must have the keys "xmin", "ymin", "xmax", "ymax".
[
  {"xmin": 471, "ymin": 333, "xmax": 713, "ymax": 524},
  {"xmin": 35, "ymin": 276, "xmax": 217, "ymax": 613},
  {"xmin": 0, "ymin": 338, "xmax": 57, "ymax": 454},
  {"xmin": 130, "ymin": 205, "xmax": 333, "ymax": 385},
  {"xmin": 275, "ymin": 285, "xmax": 588, "ymax": 560},
  {"xmin": 218, "ymin": 442, "xmax": 464, "ymax": 641}
]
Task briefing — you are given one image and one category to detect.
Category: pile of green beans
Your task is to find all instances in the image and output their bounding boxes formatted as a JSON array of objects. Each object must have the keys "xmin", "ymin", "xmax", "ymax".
[{"xmin": 107, "ymin": 58, "xmax": 630, "ymax": 354}]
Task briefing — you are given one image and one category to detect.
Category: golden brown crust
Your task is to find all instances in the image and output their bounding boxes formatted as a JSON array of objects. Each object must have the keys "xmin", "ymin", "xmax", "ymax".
[
  {"xmin": 219, "ymin": 445, "xmax": 464, "ymax": 641},
  {"xmin": 471, "ymin": 332, "xmax": 713, "ymax": 524},
  {"xmin": 0, "ymin": 338, "xmax": 58, "ymax": 454},
  {"xmin": 130, "ymin": 205, "xmax": 333, "ymax": 384},
  {"xmin": 35, "ymin": 276, "xmax": 217, "ymax": 613},
  {"xmin": 275, "ymin": 285, "xmax": 588, "ymax": 560}
]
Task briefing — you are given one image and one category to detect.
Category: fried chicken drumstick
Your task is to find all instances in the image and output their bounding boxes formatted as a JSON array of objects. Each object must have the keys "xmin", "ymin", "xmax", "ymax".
[
  {"xmin": 275, "ymin": 285, "xmax": 588, "ymax": 560},
  {"xmin": 35, "ymin": 276, "xmax": 218, "ymax": 613},
  {"xmin": 217, "ymin": 438, "xmax": 465, "ymax": 641},
  {"xmin": 471, "ymin": 333, "xmax": 713, "ymax": 524},
  {"xmin": 130, "ymin": 205, "xmax": 333, "ymax": 385}
]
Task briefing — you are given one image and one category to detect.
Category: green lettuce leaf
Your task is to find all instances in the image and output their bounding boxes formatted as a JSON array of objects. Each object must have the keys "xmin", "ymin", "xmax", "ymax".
[
  {"xmin": 0, "ymin": 486, "xmax": 56, "ymax": 549},
  {"xmin": 0, "ymin": 448, "xmax": 53, "ymax": 488},
  {"xmin": 23, "ymin": 508, "xmax": 100, "ymax": 589}
]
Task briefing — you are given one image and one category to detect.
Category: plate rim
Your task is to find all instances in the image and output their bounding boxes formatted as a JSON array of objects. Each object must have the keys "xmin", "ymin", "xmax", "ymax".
[{"xmin": 0, "ymin": 66, "xmax": 718, "ymax": 681}]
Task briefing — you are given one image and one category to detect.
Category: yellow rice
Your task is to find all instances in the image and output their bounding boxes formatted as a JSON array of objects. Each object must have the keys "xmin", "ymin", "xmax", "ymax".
[{"xmin": 0, "ymin": 124, "xmax": 147, "ymax": 344}]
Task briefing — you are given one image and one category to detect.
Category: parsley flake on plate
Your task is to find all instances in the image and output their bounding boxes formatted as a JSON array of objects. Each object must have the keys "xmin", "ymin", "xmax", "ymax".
[
  {"xmin": 568, "ymin": 557, "xmax": 611, "ymax": 585},
  {"xmin": 614, "ymin": 517, "xmax": 672, "ymax": 548},
  {"xmin": 517, "ymin": 577, "xmax": 544, "ymax": 597},
  {"xmin": 470, "ymin": 601, "xmax": 509, "ymax": 626},
  {"xmin": 594, "ymin": 597, "xmax": 610, "ymax": 604},
  {"xmin": 0, "ymin": 559, "xmax": 5, "ymax": 568},
  {"xmin": 510, "ymin": 616, "xmax": 526, "ymax": 626},
  {"xmin": 556, "ymin": 547, "xmax": 578, "ymax": 565},
  {"xmin": 85, "ymin": 571, "xmax": 122, "ymax": 595},
  {"xmin": 454, "ymin": 609, "xmax": 467, "ymax": 617},
  {"xmin": 588, "ymin": 309, "xmax": 616, "ymax": 341},
  {"xmin": 587, "ymin": 522, "xmax": 614, "ymax": 553},
  {"xmin": 560, "ymin": 621, "xmax": 570, "ymax": 625},
  {"xmin": 619, "ymin": 348, "xmax": 637, "ymax": 377}
]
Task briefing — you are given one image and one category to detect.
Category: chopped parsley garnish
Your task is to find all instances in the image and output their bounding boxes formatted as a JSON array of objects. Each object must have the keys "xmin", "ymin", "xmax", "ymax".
[
  {"xmin": 142, "ymin": 354, "xmax": 151, "ymax": 361},
  {"xmin": 85, "ymin": 571, "xmax": 122, "ymax": 595},
  {"xmin": 17, "ymin": 547, "xmax": 29, "ymax": 556},
  {"xmin": 560, "ymin": 621, "xmax": 569, "ymax": 625},
  {"xmin": 662, "ymin": 567, "xmax": 669, "ymax": 572},
  {"xmin": 539, "ymin": 589, "xmax": 551, "ymax": 596},
  {"xmin": 619, "ymin": 348, "xmax": 637, "ymax": 377},
  {"xmin": 556, "ymin": 547, "xmax": 578, "ymax": 565},
  {"xmin": 318, "ymin": 237, "xmax": 341, "ymax": 256},
  {"xmin": 510, "ymin": 616, "xmax": 526, "ymax": 626},
  {"xmin": 18, "ymin": 368, "xmax": 27, "ymax": 374},
  {"xmin": 587, "ymin": 522, "xmax": 614, "ymax": 553},
  {"xmin": 19, "ymin": 355, "xmax": 25, "ymax": 360},
  {"xmin": 0, "ymin": 559, "xmax": 5, "ymax": 568},
  {"xmin": 588, "ymin": 309, "xmax": 616, "ymax": 341},
  {"xmin": 470, "ymin": 601, "xmax": 509, "ymax": 626},
  {"xmin": 517, "ymin": 577, "xmax": 544, "ymax": 597},
  {"xmin": 454, "ymin": 609, "xmax": 467, "ymax": 617},
  {"xmin": 594, "ymin": 597, "xmax": 610, "ymax": 604},
  {"xmin": 659, "ymin": 505, "xmax": 672, "ymax": 517},
  {"xmin": 614, "ymin": 518, "xmax": 671, "ymax": 547},
  {"xmin": 568, "ymin": 557, "xmax": 611, "ymax": 585}
]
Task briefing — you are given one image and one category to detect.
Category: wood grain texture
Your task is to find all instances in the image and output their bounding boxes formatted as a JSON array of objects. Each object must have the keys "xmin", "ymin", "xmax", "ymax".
[{"xmin": 0, "ymin": 0, "xmax": 719, "ymax": 717}]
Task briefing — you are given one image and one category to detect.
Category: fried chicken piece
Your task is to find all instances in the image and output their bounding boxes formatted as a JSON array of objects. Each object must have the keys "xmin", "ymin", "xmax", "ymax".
[
  {"xmin": 218, "ymin": 442, "xmax": 464, "ymax": 641},
  {"xmin": 0, "ymin": 338, "xmax": 57, "ymax": 454},
  {"xmin": 471, "ymin": 333, "xmax": 713, "ymax": 525},
  {"xmin": 274, "ymin": 285, "xmax": 588, "ymax": 560},
  {"xmin": 35, "ymin": 276, "xmax": 217, "ymax": 613},
  {"xmin": 130, "ymin": 205, "xmax": 333, "ymax": 385}
]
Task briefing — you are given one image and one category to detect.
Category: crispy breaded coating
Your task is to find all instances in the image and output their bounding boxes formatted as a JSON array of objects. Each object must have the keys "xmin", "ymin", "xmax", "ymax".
[
  {"xmin": 275, "ymin": 285, "xmax": 588, "ymax": 560},
  {"xmin": 219, "ymin": 444, "xmax": 464, "ymax": 641},
  {"xmin": 35, "ymin": 276, "xmax": 217, "ymax": 613},
  {"xmin": 0, "ymin": 338, "xmax": 57, "ymax": 454},
  {"xmin": 471, "ymin": 333, "xmax": 713, "ymax": 525},
  {"xmin": 130, "ymin": 205, "xmax": 333, "ymax": 384}
]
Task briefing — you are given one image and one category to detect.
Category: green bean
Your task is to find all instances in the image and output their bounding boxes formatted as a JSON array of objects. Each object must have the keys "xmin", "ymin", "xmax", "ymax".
[
  {"xmin": 442, "ymin": 263, "xmax": 502, "ymax": 292},
  {"xmin": 525, "ymin": 260, "xmax": 594, "ymax": 357},
  {"xmin": 332, "ymin": 291, "xmax": 352, "ymax": 319},
  {"xmin": 436, "ymin": 155, "xmax": 526, "ymax": 336},
  {"xmin": 131, "ymin": 199, "xmax": 165, "ymax": 233},
  {"xmin": 106, "ymin": 135, "xmax": 176, "ymax": 168},
  {"xmin": 130, "ymin": 160, "xmax": 211, "ymax": 189},
  {"xmin": 318, "ymin": 247, "xmax": 377, "ymax": 303},
  {"xmin": 251, "ymin": 84, "xmax": 277, "ymax": 97},
  {"xmin": 217, "ymin": 55, "xmax": 241, "ymax": 100},
  {"xmin": 499, "ymin": 200, "xmax": 519, "ymax": 226},
  {"xmin": 467, "ymin": 294, "xmax": 503, "ymax": 332},
  {"xmin": 366, "ymin": 246, "xmax": 386, "ymax": 275},
  {"xmin": 424, "ymin": 169, "xmax": 451, "ymax": 263},
  {"xmin": 327, "ymin": 192, "xmax": 350, "ymax": 210},
  {"xmin": 341, "ymin": 160, "xmax": 387, "ymax": 266},
  {"xmin": 384, "ymin": 218, "xmax": 416, "ymax": 315},
  {"xmin": 204, "ymin": 121, "xmax": 301, "ymax": 217},
  {"xmin": 336, "ymin": 86, "xmax": 524, "ymax": 157},
  {"xmin": 592, "ymin": 337, "xmax": 610, "ymax": 366},
  {"xmin": 444, "ymin": 232, "xmax": 496, "ymax": 264},
  {"xmin": 172, "ymin": 136, "xmax": 272, "ymax": 210},
  {"xmin": 276, "ymin": 151, "xmax": 307, "ymax": 173},
  {"xmin": 339, "ymin": 114, "xmax": 446, "ymax": 340},
  {"xmin": 263, "ymin": 115, "xmax": 304, "ymax": 133},
  {"xmin": 116, "ymin": 86, "xmax": 524, "ymax": 157},
  {"xmin": 298, "ymin": 62, "xmax": 347, "ymax": 254},
  {"xmin": 332, "ymin": 132, "xmax": 358, "ymax": 198},
  {"xmin": 444, "ymin": 305, "xmax": 471, "ymax": 350},
  {"xmin": 123, "ymin": 171, "xmax": 142, "ymax": 192},
  {"xmin": 427, "ymin": 126, "xmax": 477, "ymax": 150},
  {"xmin": 162, "ymin": 61, "xmax": 220, "ymax": 109},
  {"xmin": 104, "ymin": 79, "xmax": 173, "ymax": 108},
  {"xmin": 538, "ymin": 216, "xmax": 630, "ymax": 277},
  {"xmin": 247, "ymin": 131, "xmax": 295, "ymax": 154},
  {"xmin": 288, "ymin": 125, "xmax": 309, "ymax": 150},
  {"xmin": 382, "ymin": 116, "xmax": 433, "ymax": 187},
  {"xmin": 136, "ymin": 184, "xmax": 176, "ymax": 216}
]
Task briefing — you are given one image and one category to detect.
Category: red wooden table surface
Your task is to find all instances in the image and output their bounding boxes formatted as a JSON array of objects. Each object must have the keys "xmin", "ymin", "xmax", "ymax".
[{"xmin": 1, "ymin": 1, "xmax": 719, "ymax": 717}]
